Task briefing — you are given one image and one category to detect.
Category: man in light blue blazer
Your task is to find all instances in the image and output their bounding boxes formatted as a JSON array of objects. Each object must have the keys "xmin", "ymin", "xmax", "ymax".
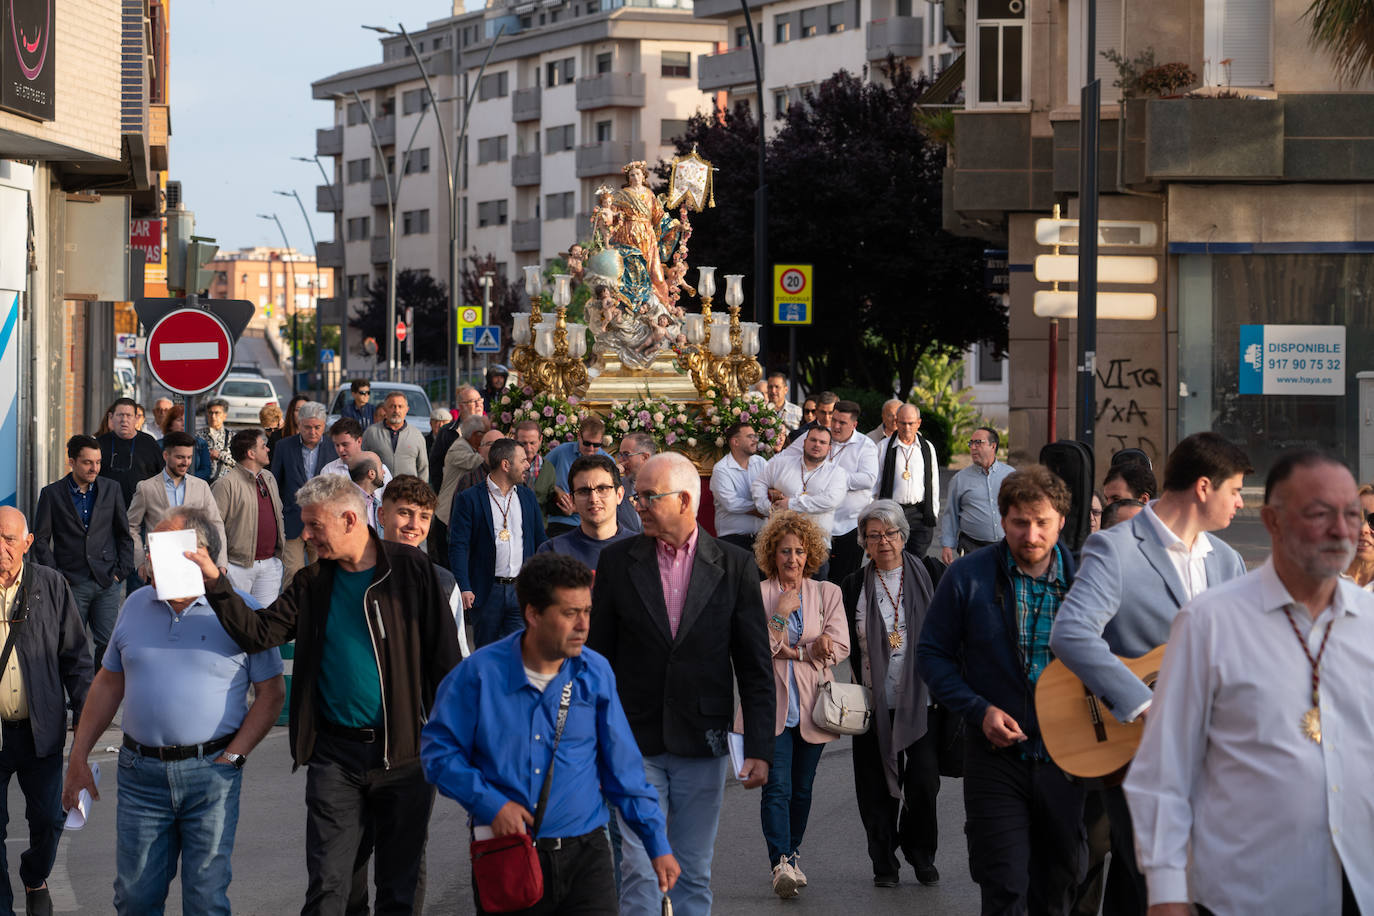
[{"xmin": 1049, "ymin": 431, "xmax": 1252, "ymax": 916}]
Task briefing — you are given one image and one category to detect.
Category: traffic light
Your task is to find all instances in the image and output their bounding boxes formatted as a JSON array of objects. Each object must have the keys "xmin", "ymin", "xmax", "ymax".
[
  {"xmin": 165, "ymin": 209, "xmax": 194, "ymax": 293},
  {"xmin": 186, "ymin": 236, "xmax": 218, "ymax": 295}
]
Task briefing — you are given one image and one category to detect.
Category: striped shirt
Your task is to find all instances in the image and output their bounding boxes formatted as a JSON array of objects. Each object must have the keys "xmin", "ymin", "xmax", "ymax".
[{"xmin": 655, "ymin": 527, "xmax": 698, "ymax": 638}]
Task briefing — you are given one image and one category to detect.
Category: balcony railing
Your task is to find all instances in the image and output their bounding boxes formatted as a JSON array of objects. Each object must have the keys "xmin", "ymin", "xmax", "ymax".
[
  {"xmin": 512, "ymin": 152, "xmax": 541, "ymax": 186},
  {"xmin": 699, "ymin": 46, "xmax": 762, "ymax": 92},
  {"xmin": 576, "ymin": 72, "xmax": 646, "ymax": 110},
  {"xmin": 513, "ymin": 86, "xmax": 541, "ymax": 122},
  {"xmin": 316, "ymin": 126, "xmax": 343, "ymax": 157},
  {"xmin": 316, "ymin": 241, "xmax": 344, "ymax": 269},
  {"xmin": 370, "ymin": 235, "xmax": 391, "ymax": 264},
  {"xmin": 575, "ymin": 140, "xmax": 646, "ymax": 178},
  {"xmin": 316, "ymin": 184, "xmax": 341, "ymax": 213},
  {"xmin": 512, "ymin": 219, "xmax": 542, "ymax": 252},
  {"xmin": 866, "ymin": 16, "xmax": 923, "ymax": 61}
]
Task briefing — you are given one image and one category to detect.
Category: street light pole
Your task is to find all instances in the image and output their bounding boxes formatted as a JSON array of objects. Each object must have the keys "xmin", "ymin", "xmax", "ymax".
[
  {"xmin": 275, "ymin": 189, "xmax": 322, "ymax": 396},
  {"xmin": 344, "ymin": 88, "xmax": 399, "ymax": 380},
  {"xmin": 1076, "ymin": 0, "xmax": 1101, "ymax": 448},
  {"xmin": 740, "ymin": 0, "xmax": 769, "ymax": 366},
  {"xmin": 257, "ymin": 212, "xmax": 298, "ymax": 397},
  {"xmin": 292, "ymin": 155, "xmax": 339, "ymax": 391}
]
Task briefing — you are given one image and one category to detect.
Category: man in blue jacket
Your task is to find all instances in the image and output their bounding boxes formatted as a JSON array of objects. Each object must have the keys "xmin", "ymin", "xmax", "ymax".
[
  {"xmin": 450, "ymin": 439, "xmax": 547, "ymax": 647},
  {"xmin": 917, "ymin": 465, "xmax": 1085, "ymax": 916}
]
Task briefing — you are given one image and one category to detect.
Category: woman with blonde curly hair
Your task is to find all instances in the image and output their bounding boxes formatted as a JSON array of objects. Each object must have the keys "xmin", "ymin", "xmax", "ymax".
[{"xmin": 738, "ymin": 510, "xmax": 850, "ymax": 898}]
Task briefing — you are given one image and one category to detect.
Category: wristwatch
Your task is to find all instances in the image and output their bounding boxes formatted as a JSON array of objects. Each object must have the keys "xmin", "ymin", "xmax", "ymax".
[{"xmin": 223, "ymin": 753, "xmax": 247, "ymax": 769}]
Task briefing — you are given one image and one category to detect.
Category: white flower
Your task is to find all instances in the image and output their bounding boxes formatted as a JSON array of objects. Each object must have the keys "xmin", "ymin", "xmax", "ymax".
[
  {"xmin": 543, "ymin": 427, "xmax": 554, "ymax": 437},
  {"xmin": 715, "ymin": 437, "xmax": 725, "ymax": 447},
  {"xmin": 652, "ymin": 412, "xmax": 665, "ymax": 423},
  {"xmin": 687, "ymin": 437, "xmax": 697, "ymax": 447},
  {"xmin": 617, "ymin": 419, "xmax": 630, "ymax": 431}
]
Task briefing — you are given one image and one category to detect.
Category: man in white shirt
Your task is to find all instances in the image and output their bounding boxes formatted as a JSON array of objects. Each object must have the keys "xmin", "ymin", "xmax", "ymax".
[
  {"xmin": 144, "ymin": 398, "xmax": 172, "ymax": 438},
  {"xmin": 1125, "ymin": 450, "xmax": 1374, "ymax": 916},
  {"xmin": 784, "ymin": 400, "xmax": 878, "ymax": 584},
  {"xmin": 347, "ymin": 453, "xmax": 386, "ymax": 530},
  {"xmin": 709, "ymin": 421, "xmax": 767, "ymax": 551},
  {"xmin": 753, "ymin": 427, "xmax": 848, "ymax": 575},
  {"xmin": 1049, "ymin": 431, "xmax": 1251, "ymax": 916},
  {"xmin": 320, "ymin": 419, "xmax": 393, "ymax": 487},
  {"xmin": 764, "ymin": 372, "xmax": 802, "ymax": 431},
  {"xmin": 874, "ymin": 405, "xmax": 941, "ymax": 557}
]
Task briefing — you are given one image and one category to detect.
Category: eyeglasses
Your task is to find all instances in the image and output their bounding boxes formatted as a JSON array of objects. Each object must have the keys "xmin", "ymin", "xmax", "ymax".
[
  {"xmin": 616, "ymin": 450, "xmax": 647, "ymax": 461},
  {"xmin": 631, "ymin": 490, "xmax": 683, "ymax": 507},
  {"xmin": 581, "ymin": 439, "xmax": 603, "ymax": 450},
  {"xmin": 1090, "ymin": 508, "xmax": 1103, "ymax": 518},
  {"xmin": 863, "ymin": 529, "xmax": 903, "ymax": 543},
  {"xmin": 969, "ymin": 438, "xmax": 991, "ymax": 447},
  {"xmin": 573, "ymin": 484, "xmax": 617, "ymax": 500}
]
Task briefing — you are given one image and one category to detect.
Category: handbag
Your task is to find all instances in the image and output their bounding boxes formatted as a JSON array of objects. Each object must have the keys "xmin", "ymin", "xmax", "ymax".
[
  {"xmin": 811, "ymin": 678, "xmax": 872, "ymax": 736},
  {"xmin": 470, "ymin": 681, "xmax": 573, "ymax": 913}
]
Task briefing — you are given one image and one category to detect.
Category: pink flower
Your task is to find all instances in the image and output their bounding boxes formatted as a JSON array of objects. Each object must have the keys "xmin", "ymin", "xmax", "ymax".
[
  {"xmin": 556, "ymin": 413, "xmax": 567, "ymax": 424},
  {"xmin": 543, "ymin": 406, "xmax": 555, "ymax": 417},
  {"xmin": 501, "ymin": 412, "xmax": 512, "ymax": 423},
  {"xmin": 666, "ymin": 432, "xmax": 678, "ymax": 445},
  {"xmin": 638, "ymin": 410, "xmax": 651, "ymax": 423},
  {"xmin": 523, "ymin": 386, "xmax": 534, "ymax": 396}
]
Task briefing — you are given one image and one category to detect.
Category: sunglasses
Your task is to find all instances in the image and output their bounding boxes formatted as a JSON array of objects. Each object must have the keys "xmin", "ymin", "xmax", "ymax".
[{"xmin": 581, "ymin": 439, "xmax": 603, "ymax": 450}]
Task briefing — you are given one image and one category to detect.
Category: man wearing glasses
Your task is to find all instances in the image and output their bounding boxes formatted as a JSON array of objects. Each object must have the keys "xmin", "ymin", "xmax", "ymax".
[
  {"xmin": 785, "ymin": 392, "xmax": 837, "ymax": 447},
  {"xmin": 338, "ymin": 379, "xmax": 372, "ymax": 424},
  {"xmin": 428, "ymin": 385, "xmax": 487, "ymax": 494},
  {"xmin": 538, "ymin": 455, "xmax": 635, "ymax": 571},
  {"xmin": 940, "ymin": 427, "xmax": 1016, "ymax": 565},
  {"xmin": 534, "ymin": 417, "xmax": 613, "ymax": 538},
  {"xmin": 97, "ymin": 398, "xmax": 164, "ymax": 510}
]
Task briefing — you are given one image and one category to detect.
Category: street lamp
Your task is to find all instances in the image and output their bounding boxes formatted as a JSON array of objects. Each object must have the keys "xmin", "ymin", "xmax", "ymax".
[
  {"xmin": 275, "ymin": 189, "xmax": 323, "ymax": 396},
  {"xmin": 257, "ymin": 212, "xmax": 298, "ymax": 396}
]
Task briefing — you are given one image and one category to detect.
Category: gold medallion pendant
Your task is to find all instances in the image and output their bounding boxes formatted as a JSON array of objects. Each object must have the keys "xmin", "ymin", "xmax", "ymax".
[
  {"xmin": 901, "ymin": 470, "xmax": 911, "ymax": 480},
  {"xmin": 1301, "ymin": 706, "xmax": 1322, "ymax": 744},
  {"xmin": 498, "ymin": 528, "xmax": 511, "ymax": 542},
  {"xmin": 888, "ymin": 630, "xmax": 902, "ymax": 650}
]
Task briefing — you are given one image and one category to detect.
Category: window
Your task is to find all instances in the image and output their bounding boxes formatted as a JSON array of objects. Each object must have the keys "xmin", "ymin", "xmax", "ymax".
[
  {"xmin": 974, "ymin": 0, "xmax": 1026, "ymax": 106},
  {"xmin": 1206, "ymin": 0, "xmax": 1273, "ymax": 86},
  {"xmin": 545, "ymin": 191, "xmax": 575, "ymax": 220},
  {"xmin": 775, "ymin": 18, "xmax": 791, "ymax": 42},
  {"xmin": 477, "ymin": 200, "xmax": 509, "ymax": 227},
  {"xmin": 735, "ymin": 25, "xmax": 750, "ymax": 47},
  {"xmin": 545, "ymin": 57, "xmax": 575, "ymax": 86},
  {"xmin": 346, "ymin": 217, "xmax": 370, "ymax": 241},
  {"xmin": 220, "ymin": 380, "xmax": 273, "ymax": 399},
  {"xmin": 378, "ymin": 96, "xmax": 395, "ymax": 117},
  {"xmin": 827, "ymin": 2, "xmax": 847, "ymax": 33},
  {"xmin": 546, "ymin": 124, "xmax": 576, "ymax": 151},
  {"xmin": 897, "ymin": 0, "xmax": 912, "ymax": 15},
  {"xmin": 661, "ymin": 51, "xmax": 691, "ymax": 78},
  {"xmin": 479, "ymin": 71, "xmax": 509, "ymax": 100},
  {"xmin": 519, "ymin": 14, "xmax": 533, "ymax": 29},
  {"xmin": 595, "ymin": 120, "xmax": 612, "ymax": 142},
  {"xmin": 346, "ymin": 158, "xmax": 371, "ymax": 183},
  {"xmin": 494, "ymin": 262, "xmax": 508, "ymax": 279},
  {"xmin": 347, "ymin": 274, "xmax": 370, "ymax": 297},
  {"xmin": 401, "ymin": 88, "xmax": 431, "ymax": 114},
  {"xmin": 596, "ymin": 51, "xmax": 613, "ymax": 73},
  {"xmin": 403, "ymin": 148, "xmax": 431, "ymax": 174},
  {"xmin": 774, "ymin": 90, "xmax": 788, "ymax": 117},
  {"xmin": 257, "ymin": 274, "xmax": 267, "ymax": 288},
  {"xmin": 478, "ymin": 135, "xmax": 509, "ymax": 164},
  {"xmin": 402, "ymin": 209, "xmax": 431, "ymax": 235},
  {"xmin": 346, "ymin": 100, "xmax": 370, "ymax": 125},
  {"xmin": 977, "ymin": 341, "xmax": 1004, "ymax": 382},
  {"xmin": 800, "ymin": 8, "xmax": 818, "ymax": 37},
  {"xmin": 660, "ymin": 118, "xmax": 688, "ymax": 143},
  {"xmin": 586, "ymin": 0, "xmax": 600, "ymax": 13}
]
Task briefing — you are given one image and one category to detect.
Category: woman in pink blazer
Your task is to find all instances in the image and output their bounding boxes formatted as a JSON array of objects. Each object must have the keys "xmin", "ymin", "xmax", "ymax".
[{"xmin": 745, "ymin": 510, "xmax": 850, "ymax": 899}]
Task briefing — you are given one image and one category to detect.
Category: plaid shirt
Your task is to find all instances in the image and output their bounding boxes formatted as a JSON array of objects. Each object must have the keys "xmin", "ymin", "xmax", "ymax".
[{"xmin": 1004, "ymin": 543, "xmax": 1069, "ymax": 685}]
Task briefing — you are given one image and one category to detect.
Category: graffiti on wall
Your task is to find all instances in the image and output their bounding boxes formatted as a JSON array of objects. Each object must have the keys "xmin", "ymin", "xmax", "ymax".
[{"xmin": 1095, "ymin": 357, "xmax": 1162, "ymax": 463}]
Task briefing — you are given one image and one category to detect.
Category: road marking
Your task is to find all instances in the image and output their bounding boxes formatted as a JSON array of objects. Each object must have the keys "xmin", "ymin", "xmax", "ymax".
[{"xmin": 159, "ymin": 342, "xmax": 220, "ymax": 361}]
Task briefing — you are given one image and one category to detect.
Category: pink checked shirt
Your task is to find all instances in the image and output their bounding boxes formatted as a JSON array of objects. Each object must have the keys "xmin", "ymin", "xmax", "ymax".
[{"xmin": 655, "ymin": 526, "xmax": 699, "ymax": 638}]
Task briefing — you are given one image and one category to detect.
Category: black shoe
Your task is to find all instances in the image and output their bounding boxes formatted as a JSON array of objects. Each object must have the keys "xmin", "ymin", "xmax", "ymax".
[
  {"xmin": 914, "ymin": 863, "xmax": 940, "ymax": 886},
  {"xmin": 873, "ymin": 874, "xmax": 900, "ymax": 888},
  {"xmin": 26, "ymin": 886, "xmax": 52, "ymax": 916}
]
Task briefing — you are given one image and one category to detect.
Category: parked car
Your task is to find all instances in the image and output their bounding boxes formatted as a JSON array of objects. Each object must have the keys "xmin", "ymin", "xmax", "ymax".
[
  {"xmin": 113, "ymin": 358, "xmax": 137, "ymax": 402},
  {"xmin": 214, "ymin": 372, "xmax": 280, "ymax": 426},
  {"xmin": 326, "ymin": 382, "xmax": 432, "ymax": 434}
]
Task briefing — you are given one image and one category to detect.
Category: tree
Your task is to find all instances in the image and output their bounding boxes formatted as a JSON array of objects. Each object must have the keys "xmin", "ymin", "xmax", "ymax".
[
  {"xmin": 1305, "ymin": 0, "xmax": 1374, "ymax": 84},
  {"xmin": 349, "ymin": 269, "xmax": 450, "ymax": 364},
  {"xmin": 664, "ymin": 60, "xmax": 1006, "ymax": 399}
]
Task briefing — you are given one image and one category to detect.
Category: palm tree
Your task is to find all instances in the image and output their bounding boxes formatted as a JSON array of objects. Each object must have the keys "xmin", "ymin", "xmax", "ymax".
[{"xmin": 1306, "ymin": 0, "xmax": 1374, "ymax": 84}]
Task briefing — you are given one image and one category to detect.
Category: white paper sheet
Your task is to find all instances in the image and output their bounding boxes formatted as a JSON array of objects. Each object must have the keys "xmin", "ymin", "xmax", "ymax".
[
  {"xmin": 64, "ymin": 762, "xmax": 99, "ymax": 830},
  {"xmin": 727, "ymin": 732, "xmax": 746, "ymax": 782},
  {"xmin": 148, "ymin": 529, "xmax": 205, "ymax": 601}
]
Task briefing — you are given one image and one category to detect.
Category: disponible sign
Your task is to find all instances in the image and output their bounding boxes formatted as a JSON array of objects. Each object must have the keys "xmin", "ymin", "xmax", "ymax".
[{"xmin": 1239, "ymin": 325, "xmax": 1345, "ymax": 396}]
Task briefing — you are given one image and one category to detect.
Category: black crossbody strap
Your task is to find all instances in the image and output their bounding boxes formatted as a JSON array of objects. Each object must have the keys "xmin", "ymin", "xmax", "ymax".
[
  {"xmin": 0, "ymin": 571, "xmax": 27, "ymax": 679},
  {"xmin": 530, "ymin": 680, "xmax": 574, "ymax": 837}
]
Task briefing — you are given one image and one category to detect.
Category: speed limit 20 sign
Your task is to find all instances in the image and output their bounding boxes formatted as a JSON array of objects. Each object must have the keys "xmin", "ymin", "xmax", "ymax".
[{"xmin": 773, "ymin": 264, "xmax": 813, "ymax": 325}]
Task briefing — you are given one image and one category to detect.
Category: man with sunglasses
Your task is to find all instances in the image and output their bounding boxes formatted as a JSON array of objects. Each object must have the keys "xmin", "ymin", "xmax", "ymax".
[
  {"xmin": 338, "ymin": 379, "xmax": 373, "ymax": 424},
  {"xmin": 533, "ymin": 417, "xmax": 613, "ymax": 538},
  {"xmin": 537, "ymin": 454, "xmax": 635, "ymax": 572},
  {"xmin": 784, "ymin": 392, "xmax": 837, "ymax": 447}
]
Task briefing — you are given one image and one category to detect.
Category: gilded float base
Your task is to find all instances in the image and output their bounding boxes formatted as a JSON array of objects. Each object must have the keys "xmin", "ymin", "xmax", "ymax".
[{"xmin": 578, "ymin": 352, "xmax": 702, "ymax": 411}]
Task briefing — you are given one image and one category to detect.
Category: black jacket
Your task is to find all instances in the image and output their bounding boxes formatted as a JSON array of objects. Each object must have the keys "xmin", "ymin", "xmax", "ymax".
[
  {"xmin": 6, "ymin": 564, "xmax": 93, "ymax": 757},
  {"xmin": 587, "ymin": 531, "xmax": 776, "ymax": 761},
  {"xmin": 32, "ymin": 475, "xmax": 135, "ymax": 587},
  {"xmin": 204, "ymin": 533, "xmax": 459, "ymax": 770},
  {"xmin": 97, "ymin": 431, "xmax": 164, "ymax": 507}
]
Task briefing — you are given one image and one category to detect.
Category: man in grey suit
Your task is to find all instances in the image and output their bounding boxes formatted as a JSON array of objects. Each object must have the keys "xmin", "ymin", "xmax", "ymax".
[
  {"xmin": 1049, "ymin": 431, "xmax": 1252, "ymax": 916},
  {"xmin": 127, "ymin": 432, "xmax": 228, "ymax": 576},
  {"xmin": 362, "ymin": 392, "xmax": 428, "ymax": 480}
]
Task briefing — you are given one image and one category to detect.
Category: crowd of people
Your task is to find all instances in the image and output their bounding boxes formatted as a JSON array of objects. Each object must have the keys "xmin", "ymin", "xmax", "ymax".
[{"xmin": 0, "ymin": 363, "xmax": 1369, "ymax": 916}]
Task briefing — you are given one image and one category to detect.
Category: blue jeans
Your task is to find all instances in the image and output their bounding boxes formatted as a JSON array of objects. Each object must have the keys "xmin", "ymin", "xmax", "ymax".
[
  {"xmin": 760, "ymin": 727, "xmax": 826, "ymax": 866},
  {"xmin": 617, "ymin": 753, "xmax": 728, "ymax": 916},
  {"xmin": 472, "ymin": 582, "xmax": 522, "ymax": 648},
  {"xmin": 0, "ymin": 721, "xmax": 64, "ymax": 914},
  {"xmin": 67, "ymin": 576, "xmax": 123, "ymax": 667},
  {"xmin": 114, "ymin": 746, "xmax": 243, "ymax": 916}
]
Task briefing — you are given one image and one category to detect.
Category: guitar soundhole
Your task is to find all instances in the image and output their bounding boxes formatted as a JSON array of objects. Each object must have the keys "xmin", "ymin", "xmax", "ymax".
[{"xmin": 1143, "ymin": 670, "xmax": 1160, "ymax": 691}]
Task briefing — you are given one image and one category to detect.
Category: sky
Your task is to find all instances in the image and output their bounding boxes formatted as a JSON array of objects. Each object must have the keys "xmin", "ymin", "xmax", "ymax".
[{"xmin": 169, "ymin": 0, "xmax": 459, "ymax": 254}]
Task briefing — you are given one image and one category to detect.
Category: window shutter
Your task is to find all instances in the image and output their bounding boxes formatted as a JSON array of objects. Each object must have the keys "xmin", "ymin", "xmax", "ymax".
[
  {"xmin": 1222, "ymin": 0, "xmax": 1272, "ymax": 86},
  {"xmin": 1094, "ymin": 0, "xmax": 1123, "ymax": 101}
]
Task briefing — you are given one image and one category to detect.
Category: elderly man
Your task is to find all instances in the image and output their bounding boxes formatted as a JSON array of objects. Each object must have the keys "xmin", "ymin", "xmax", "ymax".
[
  {"xmin": 432, "ymin": 414, "xmax": 493, "ymax": 567},
  {"xmin": 190, "ymin": 474, "xmax": 459, "ymax": 915},
  {"xmin": 428, "ymin": 385, "xmax": 486, "ymax": 492},
  {"xmin": 710, "ymin": 421, "xmax": 767, "ymax": 552},
  {"xmin": 364, "ymin": 391, "xmax": 428, "ymax": 480},
  {"xmin": 0, "ymin": 507, "xmax": 93, "ymax": 916},
  {"xmin": 1126, "ymin": 451, "xmax": 1374, "ymax": 915},
  {"xmin": 940, "ymin": 427, "xmax": 1016, "ymax": 564},
  {"xmin": 269, "ymin": 402, "xmax": 338, "ymax": 583},
  {"xmin": 338, "ymin": 379, "xmax": 373, "ymax": 425},
  {"xmin": 127, "ymin": 431, "xmax": 228, "ymax": 577},
  {"xmin": 535, "ymin": 417, "xmax": 612, "ymax": 538},
  {"xmin": 453, "ymin": 429, "xmax": 504, "ymax": 496},
  {"xmin": 875, "ymin": 404, "xmax": 941, "ymax": 558},
  {"xmin": 764, "ymin": 372, "xmax": 802, "ymax": 431},
  {"xmin": 425, "ymin": 408, "xmax": 451, "ymax": 456},
  {"xmin": 588, "ymin": 452, "xmax": 774, "ymax": 916},
  {"xmin": 96, "ymin": 398, "xmax": 164, "ymax": 508},
  {"xmin": 63, "ymin": 509, "xmax": 283, "ymax": 916},
  {"xmin": 868, "ymin": 398, "xmax": 903, "ymax": 443},
  {"xmin": 514, "ymin": 419, "xmax": 545, "ymax": 487},
  {"xmin": 213, "ymin": 428, "xmax": 286, "ymax": 607},
  {"xmin": 144, "ymin": 398, "xmax": 173, "ymax": 439}
]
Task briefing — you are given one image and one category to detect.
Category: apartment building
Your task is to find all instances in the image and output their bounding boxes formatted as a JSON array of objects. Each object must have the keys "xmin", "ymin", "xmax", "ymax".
[
  {"xmin": 207, "ymin": 248, "xmax": 326, "ymax": 333},
  {"xmin": 943, "ymin": 0, "xmax": 1374, "ymax": 477},
  {"xmin": 312, "ymin": 1, "xmax": 724, "ymax": 372}
]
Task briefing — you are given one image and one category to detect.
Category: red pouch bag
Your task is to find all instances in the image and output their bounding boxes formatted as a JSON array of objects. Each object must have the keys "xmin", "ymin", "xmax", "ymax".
[{"xmin": 470, "ymin": 833, "xmax": 543, "ymax": 912}]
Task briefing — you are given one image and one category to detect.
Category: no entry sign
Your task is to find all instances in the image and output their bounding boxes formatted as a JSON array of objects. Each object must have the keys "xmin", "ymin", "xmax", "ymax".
[{"xmin": 146, "ymin": 308, "xmax": 234, "ymax": 395}]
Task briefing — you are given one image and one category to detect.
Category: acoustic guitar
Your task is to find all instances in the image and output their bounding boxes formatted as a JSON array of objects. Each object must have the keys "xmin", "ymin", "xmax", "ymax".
[{"xmin": 1034, "ymin": 644, "xmax": 1166, "ymax": 779}]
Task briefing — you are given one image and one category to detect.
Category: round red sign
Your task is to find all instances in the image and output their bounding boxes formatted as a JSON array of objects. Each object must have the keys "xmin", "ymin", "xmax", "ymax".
[
  {"xmin": 395, "ymin": 320, "xmax": 408, "ymax": 342},
  {"xmin": 146, "ymin": 308, "xmax": 234, "ymax": 395}
]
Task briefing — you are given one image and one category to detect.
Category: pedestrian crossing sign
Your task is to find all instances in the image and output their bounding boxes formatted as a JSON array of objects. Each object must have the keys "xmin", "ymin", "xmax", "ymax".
[{"xmin": 473, "ymin": 326, "xmax": 501, "ymax": 354}]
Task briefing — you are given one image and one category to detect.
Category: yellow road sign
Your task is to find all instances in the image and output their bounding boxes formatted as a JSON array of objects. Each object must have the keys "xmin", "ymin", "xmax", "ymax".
[
  {"xmin": 773, "ymin": 264, "xmax": 813, "ymax": 325},
  {"xmin": 457, "ymin": 305, "xmax": 482, "ymax": 344}
]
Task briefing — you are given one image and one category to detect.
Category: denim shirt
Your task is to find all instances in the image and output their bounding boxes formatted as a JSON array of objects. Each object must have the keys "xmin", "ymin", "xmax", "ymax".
[{"xmin": 784, "ymin": 596, "xmax": 803, "ymax": 728}]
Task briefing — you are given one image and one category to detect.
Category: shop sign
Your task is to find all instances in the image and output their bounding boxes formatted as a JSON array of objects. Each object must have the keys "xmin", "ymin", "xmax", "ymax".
[{"xmin": 1239, "ymin": 324, "xmax": 1345, "ymax": 396}]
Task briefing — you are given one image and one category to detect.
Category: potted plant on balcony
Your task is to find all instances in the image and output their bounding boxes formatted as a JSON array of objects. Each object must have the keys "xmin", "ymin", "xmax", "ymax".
[{"xmin": 1137, "ymin": 62, "xmax": 1197, "ymax": 98}]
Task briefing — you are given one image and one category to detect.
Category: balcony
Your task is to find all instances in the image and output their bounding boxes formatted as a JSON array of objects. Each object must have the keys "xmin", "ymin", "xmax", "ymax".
[
  {"xmin": 512, "ymin": 219, "xmax": 542, "ymax": 252},
  {"xmin": 149, "ymin": 104, "xmax": 169, "ymax": 171},
  {"xmin": 373, "ymin": 114, "xmax": 396, "ymax": 146},
  {"xmin": 316, "ymin": 241, "xmax": 344, "ymax": 269},
  {"xmin": 574, "ymin": 211, "xmax": 593, "ymax": 236},
  {"xmin": 945, "ymin": 110, "xmax": 1053, "ymax": 219},
  {"xmin": 370, "ymin": 235, "xmax": 391, "ymax": 264},
  {"xmin": 370, "ymin": 177, "xmax": 391, "ymax": 207},
  {"xmin": 576, "ymin": 73, "xmax": 646, "ymax": 110},
  {"xmin": 576, "ymin": 140, "xmax": 647, "ymax": 178},
  {"xmin": 316, "ymin": 297, "xmax": 346, "ymax": 323},
  {"xmin": 316, "ymin": 126, "xmax": 342, "ymax": 157},
  {"xmin": 513, "ymin": 86, "xmax": 541, "ymax": 122},
  {"xmin": 512, "ymin": 152, "xmax": 541, "ymax": 186},
  {"xmin": 866, "ymin": 16, "xmax": 923, "ymax": 62},
  {"xmin": 699, "ymin": 46, "xmax": 762, "ymax": 92},
  {"xmin": 316, "ymin": 184, "xmax": 341, "ymax": 213}
]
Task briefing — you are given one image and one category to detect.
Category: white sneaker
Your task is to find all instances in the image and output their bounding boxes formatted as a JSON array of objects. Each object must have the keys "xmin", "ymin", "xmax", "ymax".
[
  {"xmin": 789, "ymin": 854, "xmax": 807, "ymax": 887},
  {"xmin": 771, "ymin": 856, "xmax": 799, "ymax": 898}
]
